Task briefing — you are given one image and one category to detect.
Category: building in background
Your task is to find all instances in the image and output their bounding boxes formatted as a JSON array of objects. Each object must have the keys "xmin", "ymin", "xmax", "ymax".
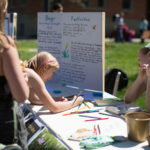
[{"xmin": 8, "ymin": 0, "xmax": 149, "ymax": 39}]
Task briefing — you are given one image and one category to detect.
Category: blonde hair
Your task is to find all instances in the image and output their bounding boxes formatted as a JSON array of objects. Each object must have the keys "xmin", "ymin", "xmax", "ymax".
[
  {"xmin": 0, "ymin": 0, "xmax": 16, "ymax": 51},
  {"xmin": 0, "ymin": 0, "xmax": 7, "ymax": 31},
  {"xmin": 26, "ymin": 51, "xmax": 59, "ymax": 77}
]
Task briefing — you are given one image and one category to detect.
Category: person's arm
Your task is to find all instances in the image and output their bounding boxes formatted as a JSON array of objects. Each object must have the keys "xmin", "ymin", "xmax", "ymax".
[
  {"xmin": 124, "ymin": 70, "xmax": 146, "ymax": 104},
  {"xmin": 53, "ymin": 97, "xmax": 68, "ymax": 102},
  {"xmin": 29, "ymin": 90, "xmax": 68, "ymax": 105},
  {"xmin": 3, "ymin": 45, "xmax": 29, "ymax": 102},
  {"xmin": 146, "ymin": 68, "xmax": 150, "ymax": 112},
  {"xmin": 27, "ymin": 68, "xmax": 83, "ymax": 113},
  {"xmin": 29, "ymin": 89, "xmax": 44, "ymax": 105}
]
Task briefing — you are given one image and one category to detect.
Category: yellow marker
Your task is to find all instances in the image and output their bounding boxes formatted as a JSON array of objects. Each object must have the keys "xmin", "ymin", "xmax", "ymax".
[
  {"xmin": 77, "ymin": 106, "xmax": 87, "ymax": 112},
  {"xmin": 83, "ymin": 101, "xmax": 91, "ymax": 109}
]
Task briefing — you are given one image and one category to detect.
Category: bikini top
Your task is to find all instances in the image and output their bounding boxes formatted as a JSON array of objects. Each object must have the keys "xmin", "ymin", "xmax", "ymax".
[{"xmin": 0, "ymin": 76, "xmax": 13, "ymax": 108}]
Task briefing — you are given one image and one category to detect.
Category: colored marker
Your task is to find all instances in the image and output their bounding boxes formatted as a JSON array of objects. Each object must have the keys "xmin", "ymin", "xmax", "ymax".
[
  {"xmin": 77, "ymin": 106, "xmax": 87, "ymax": 112},
  {"xmin": 78, "ymin": 103, "xmax": 82, "ymax": 109},
  {"xmin": 83, "ymin": 101, "xmax": 91, "ymax": 109},
  {"xmin": 84, "ymin": 117, "xmax": 109, "ymax": 122},
  {"xmin": 94, "ymin": 125, "xmax": 97, "ymax": 135},
  {"xmin": 79, "ymin": 114, "xmax": 100, "ymax": 119},
  {"xmin": 62, "ymin": 108, "xmax": 104, "ymax": 116}
]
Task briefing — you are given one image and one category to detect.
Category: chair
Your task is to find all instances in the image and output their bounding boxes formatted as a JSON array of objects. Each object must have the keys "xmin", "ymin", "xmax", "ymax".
[{"xmin": 105, "ymin": 68, "xmax": 128, "ymax": 96}]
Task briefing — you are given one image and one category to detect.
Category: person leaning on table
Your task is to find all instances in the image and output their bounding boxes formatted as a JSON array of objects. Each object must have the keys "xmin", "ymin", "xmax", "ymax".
[
  {"xmin": 124, "ymin": 43, "xmax": 150, "ymax": 112},
  {"xmin": 0, "ymin": 0, "xmax": 29, "ymax": 149},
  {"xmin": 23, "ymin": 51, "xmax": 84, "ymax": 113}
]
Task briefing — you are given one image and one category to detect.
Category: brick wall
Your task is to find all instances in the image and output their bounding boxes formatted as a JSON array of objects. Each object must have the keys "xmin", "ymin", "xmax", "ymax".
[{"xmin": 7, "ymin": 0, "xmax": 148, "ymax": 38}]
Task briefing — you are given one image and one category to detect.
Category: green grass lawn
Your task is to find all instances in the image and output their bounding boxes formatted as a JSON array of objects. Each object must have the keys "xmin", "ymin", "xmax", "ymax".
[
  {"xmin": 17, "ymin": 40, "xmax": 38, "ymax": 60},
  {"xmin": 17, "ymin": 40, "xmax": 148, "ymax": 110}
]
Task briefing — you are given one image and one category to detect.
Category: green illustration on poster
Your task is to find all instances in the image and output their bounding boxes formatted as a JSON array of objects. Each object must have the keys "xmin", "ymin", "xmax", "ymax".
[{"xmin": 62, "ymin": 42, "xmax": 69, "ymax": 58}]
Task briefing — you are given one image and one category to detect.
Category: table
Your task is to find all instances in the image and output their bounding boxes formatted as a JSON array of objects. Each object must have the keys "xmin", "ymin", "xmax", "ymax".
[{"xmin": 25, "ymin": 101, "xmax": 150, "ymax": 150}]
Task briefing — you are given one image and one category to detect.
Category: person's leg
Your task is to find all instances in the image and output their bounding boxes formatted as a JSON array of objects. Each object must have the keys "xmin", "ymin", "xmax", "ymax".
[
  {"xmin": 140, "ymin": 29, "xmax": 144, "ymax": 43},
  {"xmin": 116, "ymin": 25, "xmax": 124, "ymax": 42}
]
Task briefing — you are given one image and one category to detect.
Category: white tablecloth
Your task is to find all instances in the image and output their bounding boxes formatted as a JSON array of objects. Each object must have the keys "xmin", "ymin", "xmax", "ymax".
[{"xmin": 26, "ymin": 103, "xmax": 149, "ymax": 150}]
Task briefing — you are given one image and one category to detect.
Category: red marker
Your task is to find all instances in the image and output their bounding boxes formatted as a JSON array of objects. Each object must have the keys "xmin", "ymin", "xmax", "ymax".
[{"xmin": 85, "ymin": 118, "xmax": 109, "ymax": 122}]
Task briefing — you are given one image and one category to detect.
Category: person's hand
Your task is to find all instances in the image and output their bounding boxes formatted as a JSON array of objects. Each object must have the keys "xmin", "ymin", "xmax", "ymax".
[
  {"xmin": 139, "ymin": 64, "xmax": 149, "ymax": 78},
  {"xmin": 139, "ymin": 64, "xmax": 150, "ymax": 77},
  {"xmin": 72, "ymin": 96, "xmax": 84, "ymax": 106}
]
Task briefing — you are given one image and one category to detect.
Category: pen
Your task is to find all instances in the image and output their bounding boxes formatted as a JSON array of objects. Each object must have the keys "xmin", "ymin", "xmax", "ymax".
[
  {"xmin": 97, "ymin": 124, "xmax": 101, "ymax": 135},
  {"xmin": 84, "ymin": 117, "xmax": 109, "ymax": 122}
]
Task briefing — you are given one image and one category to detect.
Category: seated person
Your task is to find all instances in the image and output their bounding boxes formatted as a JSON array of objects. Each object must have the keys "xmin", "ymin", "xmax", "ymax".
[
  {"xmin": 23, "ymin": 51, "xmax": 83, "ymax": 113},
  {"xmin": 124, "ymin": 43, "xmax": 150, "ymax": 112}
]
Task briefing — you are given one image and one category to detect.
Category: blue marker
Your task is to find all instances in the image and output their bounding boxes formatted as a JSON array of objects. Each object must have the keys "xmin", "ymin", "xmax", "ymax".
[
  {"xmin": 78, "ymin": 103, "xmax": 83, "ymax": 109},
  {"xmin": 87, "ymin": 108, "xmax": 104, "ymax": 112},
  {"xmin": 79, "ymin": 114, "xmax": 100, "ymax": 119}
]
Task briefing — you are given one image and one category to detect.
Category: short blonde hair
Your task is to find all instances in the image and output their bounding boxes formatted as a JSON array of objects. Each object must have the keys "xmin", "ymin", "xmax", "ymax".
[
  {"xmin": 0, "ymin": 0, "xmax": 16, "ymax": 52},
  {"xmin": 26, "ymin": 51, "xmax": 59, "ymax": 76},
  {"xmin": 0, "ymin": 0, "xmax": 8, "ymax": 31}
]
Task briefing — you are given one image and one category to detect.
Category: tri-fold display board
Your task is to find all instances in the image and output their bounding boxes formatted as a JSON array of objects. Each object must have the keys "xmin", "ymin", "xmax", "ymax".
[
  {"xmin": 38, "ymin": 12, "xmax": 105, "ymax": 99},
  {"xmin": 4, "ymin": 13, "xmax": 17, "ymax": 39}
]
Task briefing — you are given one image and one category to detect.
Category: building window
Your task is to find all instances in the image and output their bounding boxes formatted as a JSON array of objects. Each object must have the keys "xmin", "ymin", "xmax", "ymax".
[
  {"xmin": 19, "ymin": 0, "xmax": 25, "ymax": 7},
  {"xmin": 122, "ymin": 0, "xmax": 132, "ymax": 10},
  {"xmin": 81, "ymin": 0, "xmax": 105, "ymax": 9},
  {"xmin": 9, "ymin": 0, "xmax": 16, "ymax": 9},
  {"xmin": 98, "ymin": 0, "xmax": 105, "ymax": 8},
  {"xmin": 82, "ymin": 0, "xmax": 90, "ymax": 7}
]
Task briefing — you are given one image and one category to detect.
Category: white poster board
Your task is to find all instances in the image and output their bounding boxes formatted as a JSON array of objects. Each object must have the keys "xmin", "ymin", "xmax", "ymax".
[
  {"xmin": 38, "ymin": 12, "xmax": 105, "ymax": 98},
  {"xmin": 4, "ymin": 13, "xmax": 17, "ymax": 39},
  {"xmin": 4, "ymin": 13, "xmax": 11, "ymax": 35}
]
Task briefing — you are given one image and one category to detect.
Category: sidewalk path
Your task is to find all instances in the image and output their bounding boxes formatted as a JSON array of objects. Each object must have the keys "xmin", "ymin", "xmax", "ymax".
[{"xmin": 106, "ymin": 38, "xmax": 150, "ymax": 43}]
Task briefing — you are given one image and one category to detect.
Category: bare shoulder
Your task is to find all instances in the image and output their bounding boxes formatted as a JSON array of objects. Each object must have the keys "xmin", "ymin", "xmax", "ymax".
[
  {"xmin": 0, "ymin": 33, "xmax": 16, "ymax": 50},
  {"xmin": 26, "ymin": 68, "xmax": 41, "ymax": 80},
  {"xmin": 25, "ymin": 68, "xmax": 44, "ymax": 87}
]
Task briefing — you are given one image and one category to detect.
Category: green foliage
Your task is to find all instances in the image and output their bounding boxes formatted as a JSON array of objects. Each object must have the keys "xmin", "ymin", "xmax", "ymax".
[{"xmin": 16, "ymin": 40, "xmax": 148, "ymax": 110}]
